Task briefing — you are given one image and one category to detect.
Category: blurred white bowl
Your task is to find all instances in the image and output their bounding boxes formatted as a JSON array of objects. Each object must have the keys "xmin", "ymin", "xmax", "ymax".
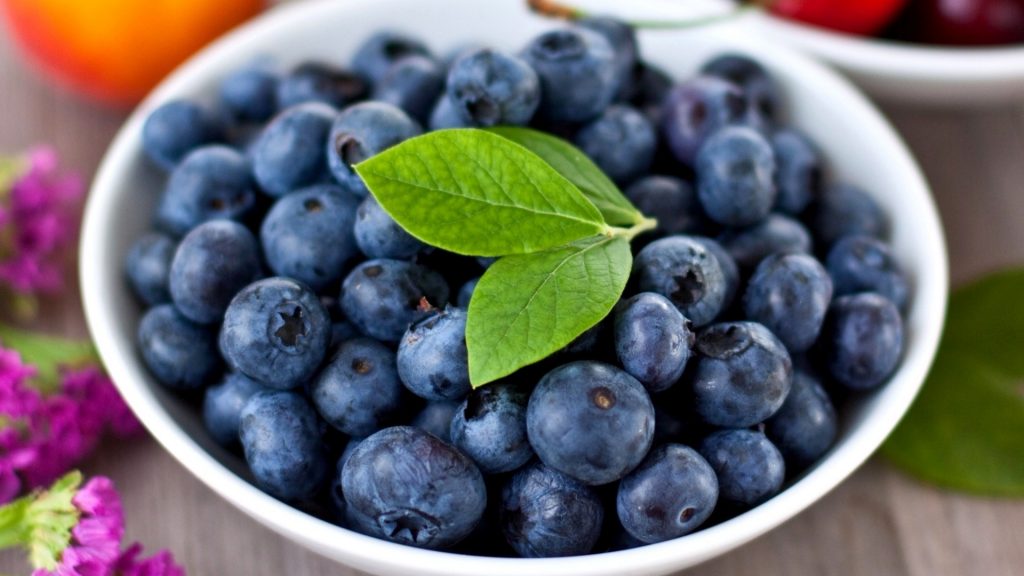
[{"xmin": 80, "ymin": 0, "xmax": 948, "ymax": 574}]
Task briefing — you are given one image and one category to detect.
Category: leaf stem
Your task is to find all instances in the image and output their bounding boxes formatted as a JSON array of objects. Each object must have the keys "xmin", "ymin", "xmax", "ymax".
[
  {"xmin": 607, "ymin": 216, "xmax": 658, "ymax": 241},
  {"xmin": 526, "ymin": 0, "xmax": 769, "ymax": 30}
]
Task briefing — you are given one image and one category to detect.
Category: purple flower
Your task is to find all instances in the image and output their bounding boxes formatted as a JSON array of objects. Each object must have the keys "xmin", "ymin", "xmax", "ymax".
[{"xmin": 113, "ymin": 544, "xmax": 186, "ymax": 576}]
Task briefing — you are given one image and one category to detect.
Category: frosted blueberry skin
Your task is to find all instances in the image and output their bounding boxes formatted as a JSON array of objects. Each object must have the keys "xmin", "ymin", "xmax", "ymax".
[
  {"xmin": 632, "ymin": 236, "xmax": 728, "ymax": 327},
  {"xmin": 239, "ymin": 390, "xmax": 328, "ymax": 502},
  {"xmin": 765, "ymin": 369, "xmax": 838, "ymax": 469},
  {"xmin": 691, "ymin": 321, "xmax": 793, "ymax": 428},
  {"xmin": 526, "ymin": 361, "xmax": 655, "ymax": 485},
  {"xmin": 339, "ymin": 259, "xmax": 450, "ymax": 343},
  {"xmin": 809, "ymin": 182, "xmax": 888, "ymax": 247},
  {"xmin": 373, "ymin": 55, "xmax": 445, "ymax": 124},
  {"xmin": 575, "ymin": 104, "xmax": 656, "ymax": 185},
  {"xmin": 698, "ymin": 429, "xmax": 786, "ymax": 508},
  {"xmin": 410, "ymin": 401, "xmax": 460, "ymax": 442},
  {"xmin": 521, "ymin": 27, "xmax": 618, "ymax": 123},
  {"xmin": 578, "ymin": 16, "xmax": 637, "ymax": 101},
  {"xmin": 428, "ymin": 95, "xmax": 471, "ymax": 130},
  {"xmin": 219, "ymin": 277, "xmax": 331, "ymax": 390},
  {"xmin": 125, "ymin": 232, "xmax": 176, "ymax": 306},
  {"xmin": 826, "ymin": 235, "xmax": 910, "ymax": 311},
  {"xmin": 219, "ymin": 64, "xmax": 280, "ymax": 123},
  {"xmin": 446, "ymin": 48, "xmax": 540, "ymax": 127},
  {"xmin": 352, "ymin": 31, "xmax": 433, "ymax": 84},
  {"xmin": 168, "ymin": 220, "xmax": 263, "ymax": 325},
  {"xmin": 661, "ymin": 76, "xmax": 748, "ymax": 166},
  {"xmin": 770, "ymin": 128, "xmax": 823, "ymax": 215},
  {"xmin": 142, "ymin": 100, "xmax": 224, "ymax": 171},
  {"xmin": 823, "ymin": 293, "xmax": 904, "ymax": 391},
  {"xmin": 137, "ymin": 304, "xmax": 221, "ymax": 391},
  {"xmin": 326, "ymin": 101, "xmax": 422, "ymax": 198},
  {"xmin": 311, "ymin": 337, "xmax": 406, "ymax": 437},
  {"xmin": 692, "ymin": 237, "xmax": 740, "ymax": 310},
  {"xmin": 450, "ymin": 381, "xmax": 533, "ymax": 474},
  {"xmin": 701, "ymin": 53, "xmax": 779, "ymax": 127},
  {"xmin": 396, "ymin": 308, "xmax": 471, "ymax": 402},
  {"xmin": 202, "ymin": 372, "xmax": 265, "ymax": 448},
  {"xmin": 155, "ymin": 145, "xmax": 257, "ymax": 238},
  {"xmin": 354, "ymin": 195, "xmax": 426, "ymax": 260},
  {"xmin": 695, "ymin": 126, "xmax": 777, "ymax": 227},
  {"xmin": 744, "ymin": 253, "xmax": 834, "ymax": 353},
  {"xmin": 614, "ymin": 292, "xmax": 695, "ymax": 393},
  {"xmin": 260, "ymin": 184, "xmax": 360, "ymax": 292},
  {"xmin": 341, "ymin": 426, "xmax": 487, "ymax": 549},
  {"xmin": 500, "ymin": 462, "xmax": 604, "ymax": 557},
  {"xmin": 251, "ymin": 102, "xmax": 338, "ymax": 198},
  {"xmin": 616, "ymin": 444, "xmax": 718, "ymax": 544},
  {"xmin": 276, "ymin": 61, "xmax": 368, "ymax": 110},
  {"xmin": 718, "ymin": 213, "xmax": 813, "ymax": 271},
  {"xmin": 624, "ymin": 175, "xmax": 703, "ymax": 237}
]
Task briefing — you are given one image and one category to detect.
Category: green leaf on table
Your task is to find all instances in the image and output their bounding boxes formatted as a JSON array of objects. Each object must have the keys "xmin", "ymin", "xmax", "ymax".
[
  {"xmin": 466, "ymin": 235, "xmax": 631, "ymax": 386},
  {"xmin": 882, "ymin": 268, "xmax": 1024, "ymax": 496},
  {"xmin": 354, "ymin": 129, "xmax": 608, "ymax": 257},
  {"xmin": 0, "ymin": 324, "xmax": 98, "ymax": 394},
  {"xmin": 487, "ymin": 126, "xmax": 642, "ymax": 226}
]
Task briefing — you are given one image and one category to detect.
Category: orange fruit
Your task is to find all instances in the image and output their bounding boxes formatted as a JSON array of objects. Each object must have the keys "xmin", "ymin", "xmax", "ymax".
[{"xmin": 0, "ymin": 0, "xmax": 265, "ymax": 106}]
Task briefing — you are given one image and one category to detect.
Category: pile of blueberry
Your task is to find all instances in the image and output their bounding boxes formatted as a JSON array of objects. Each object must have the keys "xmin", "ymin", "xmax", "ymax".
[{"xmin": 128, "ymin": 16, "xmax": 908, "ymax": 558}]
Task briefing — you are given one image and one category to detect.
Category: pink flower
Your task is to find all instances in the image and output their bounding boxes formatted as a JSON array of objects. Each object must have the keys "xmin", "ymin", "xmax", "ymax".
[
  {"xmin": 113, "ymin": 544, "xmax": 186, "ymax": 576},
  {"xmin": 60, "ymin": 368, "xmax": 142, "ymax": 439},
  {"xmin": 32, "ymin": 476, "xmax": 125, "ymax": 576}
]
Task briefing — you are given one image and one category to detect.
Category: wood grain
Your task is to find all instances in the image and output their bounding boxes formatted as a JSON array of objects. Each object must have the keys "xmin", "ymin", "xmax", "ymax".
[{"xmin": 1, "ymin": 27, "xmax": 1023, "ymax": 576}]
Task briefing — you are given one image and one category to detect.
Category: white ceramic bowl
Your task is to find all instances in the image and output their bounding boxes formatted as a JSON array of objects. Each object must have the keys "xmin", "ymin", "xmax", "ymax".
[
  {"xmin": 751, "ymin": 12, "xmax": 1024, "ymax": 107},
  {"xmin": 80, "ymin": 0, "xmax": 948, "ymax": 574}
]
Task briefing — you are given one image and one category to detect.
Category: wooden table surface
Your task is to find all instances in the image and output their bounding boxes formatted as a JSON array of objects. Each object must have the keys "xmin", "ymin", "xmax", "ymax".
[{"xmin": 2, "ymin": 27, "xmax": 1024, "ymax": 576}]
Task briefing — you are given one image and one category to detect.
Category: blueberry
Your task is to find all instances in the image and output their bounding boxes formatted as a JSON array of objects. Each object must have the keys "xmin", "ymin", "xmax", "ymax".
[
  {"xmin": 125, "ymin": 233, "xmax": 175, "ymax": 306},
  {"xmin": 326, "ymin": 101, "xmax": 421, "ymax": 198},
  {"xmin": 330, "ymin": 437, "xmax": 364, "ymax": 515},
  {"xmin": 339, "ymin": 259, "xmax": 449, "ymax": 343},
  {"xmin": 410, "ymin": 401, "xmax": 460, "ymax": 441},
  {"xmin": 260, "ymin": 184, "xmax": 360, "ymax": 292},
  {"xmin": 329, "ymin": 320, "xmax": 361, "ymax": 348},
  {"xmin": 527, "ymin": 361, "xmax": 654, "ymax": 485},
  {"xmin": 614, "ymin": 292, "xmax": 694, "ymax": 393},
  {"xmin": 220, "ymin": 64, "xmax": 279, "ymax": 122},
  {"xmin": 701, "ymin": 54, "xmax": 779, "ymax": 126},
  {"xmin": 578, "ymin": 16, "xmax": 637, "ymax": 101},
  {"xmin": 456, "ymin": 277, "xmax": 479, "ymax": 309},
  {"xmin": 239, "ymin": 390, "xmax": 328, "ymax": 501},
  {"xmin": 625, "ymin": 175, "xmax": 703, "ymax": 237},
  {"xmin": 823, "ymin": 293, "xmax": 903, "ymax": 391},
  {"xmin": 142, "ymin": 100, "xmax": 224, "ymax": 170},
  {"xmin": 276, "ymin": 62, "xmax": 368, "ymax": 110},
  {"xmin": 574, "ymin": 104, "xmax": 655, "ymax": 185},
  {"xmin": 692, "ymin": 237, "xmax": 740, "ymax": 309},
  {"xmin": 137, "ymin": 304, "xmax": 221, "ymax": 391},
  {"xmin": 718, "ymin": 213, "xmax": 812, "ymax": 270},
  {"xmin": 373, "ymin": 55, "xmax": 445, "ymax": 123},
  {"xmin": 428, "ymin": 95, "xmax": 471, "ymax": 130},
  {"xmin": 559, "ymin": 320, "xmax": 610, "ymax": 358},
  {"xmin": 396, "ymin": 307, "xmax": 470, "ymax": 401},
  {"xmin": 311, "ymin": 337, "xmax": 405, "ymax": 437},
  {"xmin": 251, "ymin": 102, "xmax": 337, "ymax": 198},
  {"xmin": 354, "ymin": 196, "xmax": 426, "ymax": 259},
  {"xmin": 661, "ymin": 76, "xmax": 747, "ymax": 166},
  {"xmin": 698, "ymin": 429, "xmax": 785, "ymax": 508},
  {"xmin": 695, "ymin": 126, "xmax": 777, "ymax": 227},
  {"xmin": 521, "ymin": 27, "xmax": 617, "ymax": 123},
  {"xmin": 156, "ymin": 145, "xmax": 257, "ymax": 237},
  {"xmin": 632, "ymin": 236, "xmax": 727, "ymax": 327},
  {"xmin": 342, "ymin": 426, "xmax": 486, "ymax": 549},
  {"xmin": 810, "ymin": 183, "xmax": 888, "ymax": 247},
  {"xmin": 625, "ymin": 62, "xmax": 672, "ymax": 123},
  {"xmin": 202, "ymin": 372, "xmax": 265, "ymax": 447},
  {"xmin": 691, "ymin": 321, "xmax": 793, "ymax": 427},
  {"xmin": 451, "ymin": 381, "xmax": 533, "ymax": 474},
  {"xmin": 826, "ymin": 235, "xmax": 909, "ymax": 311},
  {"xmin": 352, "ymin": 31, "xmax": 432, "ymax": 84},
  {"xmin": 765, "ymin": 369, "xmax": 838, "ymax": 469},
  {"xmin": 220, "ymin": 277, "xmax": 331, "ymax": 389},
  {"xmin": 500, "ymin": 462, "xmax": 603, "ymax": 557},
  {"xmin": 616, "ymin": 444, "xmax": 718, "ymax": 544},
  {"xmin": 771, "ymin": 129, "xmax": 822, "ymax": 215},
  {"xmin": 446, "ymin": 48, "xmax": 540, "ymax": 127},
  {"xmin": 169, "ymin": 220, "xmax": 262, "ymax": 324},
  {"xmin": 744, "ymin": 253, "xmax": 833, "ymax": 353}
]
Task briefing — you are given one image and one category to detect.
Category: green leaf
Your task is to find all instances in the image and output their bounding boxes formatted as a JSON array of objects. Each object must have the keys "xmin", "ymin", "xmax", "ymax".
[
  {"xmin": 467, "ymin": 235, "xmax": 631, "ymax": 386},
  {"xmin": 0, "ymin": 497, "xmax": 30, "ymax": 549},
  {"xmin": 18, "ymin": 471, "xmax": 82, "ymax": 569},
  {"xmin": 355, "ymin": 129, "xmax": 608, "ymax": 257},
  {"xmin": 487, "ymin": 126, "xmax": 642, "ymax": 226},
  {"xmin": 0, "ymin": 324, "xmax": 98, "ymax": 394},
  {"xmin": 882, "ymin": 268, "xmax": 1024, "ymax": 496}
]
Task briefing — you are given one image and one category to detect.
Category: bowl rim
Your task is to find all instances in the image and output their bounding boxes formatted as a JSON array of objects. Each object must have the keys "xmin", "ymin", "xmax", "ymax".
[{"xmin": 80, "ymin": 0, "xmax": 949, "ymax": 574}]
